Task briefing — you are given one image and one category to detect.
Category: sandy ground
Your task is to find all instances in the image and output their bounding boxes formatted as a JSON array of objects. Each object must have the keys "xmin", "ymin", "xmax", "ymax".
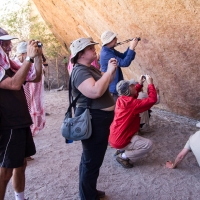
[{"xmin": 5, "ymin": 90, "xmax": 200, "ymax": 200}]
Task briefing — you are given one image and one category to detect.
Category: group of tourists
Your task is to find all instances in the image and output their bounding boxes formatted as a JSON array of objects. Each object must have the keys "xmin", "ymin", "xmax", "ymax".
[{"xmin": 0, "ymin": 27, "xmax": 199, "ymax": 200}]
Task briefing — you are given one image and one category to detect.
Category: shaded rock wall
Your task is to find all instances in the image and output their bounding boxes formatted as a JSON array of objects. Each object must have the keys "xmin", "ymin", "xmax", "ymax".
[{"xmin": 32, "ymin": 0, "xmax": 200, "ymax": 119}]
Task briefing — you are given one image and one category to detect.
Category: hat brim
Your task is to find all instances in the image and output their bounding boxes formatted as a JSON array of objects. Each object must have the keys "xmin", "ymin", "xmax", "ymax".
[
  {"xmin": 71, "ymin": 42, "xmax": 99, "ymax": 63},
  {"xmin": 128, "ymin": 79, "xmax": 137, "ymax": 85},
  {"xmin": 16, "ymin": 50, "xmax": 27, "ymax": 56},
  {"xmin": 0, "ymin": 35, "xmax": 18, "ymax": 40}
]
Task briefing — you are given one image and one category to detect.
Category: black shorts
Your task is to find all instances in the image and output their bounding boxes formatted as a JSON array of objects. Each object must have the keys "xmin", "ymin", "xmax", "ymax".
[{"xmin": 0, "ymin": 127, "xmax": 36, "ymax": 168}]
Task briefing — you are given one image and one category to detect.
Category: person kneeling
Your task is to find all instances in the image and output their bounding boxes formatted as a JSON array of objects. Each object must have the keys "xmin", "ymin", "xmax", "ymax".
[{"xmin": 109, "ymin": 75, "xmax": 157, "ymax": 168}]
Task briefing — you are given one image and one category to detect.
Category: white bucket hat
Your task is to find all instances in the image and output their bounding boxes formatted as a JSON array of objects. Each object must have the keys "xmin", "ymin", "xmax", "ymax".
[
  {"xmin": 0, "ymin": 27, "xmax": 18, "ymax": 40},
  {"xmin": 116, "ymin": 79, "xmax": 137, "ymax": 96},
  {"xmin": 16, "ymin": 42, "xmax": 27, "ymax": 55},
  {"xmin": 101, "ymin": 31, "xmax": 117, "ymax": 46},
  {"xmin": 70, "ymin": 37, "xmax": 98, "ymax": 63}
]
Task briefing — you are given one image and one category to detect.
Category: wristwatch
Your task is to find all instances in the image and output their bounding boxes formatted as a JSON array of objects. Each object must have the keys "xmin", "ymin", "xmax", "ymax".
[{"xmin": 25, "ymin": 56, "xmax": 34, "ymax": 63}]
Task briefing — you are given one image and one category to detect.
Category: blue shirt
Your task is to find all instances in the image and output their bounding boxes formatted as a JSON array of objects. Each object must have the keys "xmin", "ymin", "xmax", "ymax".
[{"xmin": 100, "ymin": 46, "xmax": 136, "ymax": 94}]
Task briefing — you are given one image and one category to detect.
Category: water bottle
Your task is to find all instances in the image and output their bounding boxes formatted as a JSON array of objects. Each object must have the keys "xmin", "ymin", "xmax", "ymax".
[{"xmin": 65, "ymin": 139, "xmax": 73, "ymax": 144}]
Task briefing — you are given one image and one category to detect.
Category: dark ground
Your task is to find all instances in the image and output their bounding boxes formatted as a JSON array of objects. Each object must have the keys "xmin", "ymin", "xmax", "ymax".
[{"xmin": 5, "ymin": 91, "xmax": 200, "ymax": 200}]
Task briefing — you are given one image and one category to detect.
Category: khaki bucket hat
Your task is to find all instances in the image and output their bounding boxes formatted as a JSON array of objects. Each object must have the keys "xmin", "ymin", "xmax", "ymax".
[
  {"xmin": 101, "ymin": 31, "xmax": 117, "ymax": 46},
  {"xmin": 70, "ymin": 37, "xmax": 98, "ymax": 63}
]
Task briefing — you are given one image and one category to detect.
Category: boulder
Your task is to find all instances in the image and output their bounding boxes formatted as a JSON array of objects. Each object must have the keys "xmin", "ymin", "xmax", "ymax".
[{"xmin": 32, "ymin": 0, "xmax": 200, "ymax": 119}]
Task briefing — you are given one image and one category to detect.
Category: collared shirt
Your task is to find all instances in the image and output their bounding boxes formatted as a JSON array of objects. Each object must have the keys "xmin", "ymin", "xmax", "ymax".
[{"xmin": 100, "ymin": 46, "xmax": 136, "ymax": 94}]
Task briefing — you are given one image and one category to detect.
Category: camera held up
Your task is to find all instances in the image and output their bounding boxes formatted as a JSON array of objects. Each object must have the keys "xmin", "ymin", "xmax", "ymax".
[
  {"xmin": 37, "ymin": 42, "xmax": 43, "ymax": 48},
  {"xmin": 115, "ymin": 37, "xmax": 141, "ymax": 47},
  {"xmin": 142, "ymin": 75, "xmax": 147, "ymax": 80}
]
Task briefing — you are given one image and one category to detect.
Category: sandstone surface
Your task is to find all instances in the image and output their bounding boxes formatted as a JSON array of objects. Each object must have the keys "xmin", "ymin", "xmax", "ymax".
[{"xmin": 32, "ymin": 0, "xmax": 200, "ymax": 119}]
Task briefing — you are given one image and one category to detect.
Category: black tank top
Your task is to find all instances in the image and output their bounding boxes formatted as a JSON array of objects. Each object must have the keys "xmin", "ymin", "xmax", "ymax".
[{"xmin": 0, "ymin": 69, "xmax": 32, "ymax": 129}]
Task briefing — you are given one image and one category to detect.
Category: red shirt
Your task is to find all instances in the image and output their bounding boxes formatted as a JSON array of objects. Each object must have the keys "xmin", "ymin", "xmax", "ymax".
[{"xmin": 109, "ymin": 84, "xmax": 157, "ymax": 149}]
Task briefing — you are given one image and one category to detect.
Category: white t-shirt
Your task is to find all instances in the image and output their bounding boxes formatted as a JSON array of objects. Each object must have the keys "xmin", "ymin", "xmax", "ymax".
[{"xmin": 184, "ymin": 130, "xmax": 200, "ymax": 166}]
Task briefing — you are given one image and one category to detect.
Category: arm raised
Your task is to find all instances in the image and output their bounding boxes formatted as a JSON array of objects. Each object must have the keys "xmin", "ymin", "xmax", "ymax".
[
  {"xmin": 78, "ymin": 58, "xmax": 117, "ymax": 99},
  {"xmin": 30, "ymin": 41, "xmax": 43, "ymax": 83},
  {"xmin": 0, "ymin": 40, "xmax": 39, "ymax": 90}
]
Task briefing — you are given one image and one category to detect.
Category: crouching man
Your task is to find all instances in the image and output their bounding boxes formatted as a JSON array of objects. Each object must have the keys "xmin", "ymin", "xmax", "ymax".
[{"xmin": 109, "ymin": 75, "xmax": 157, "ymax": 168}]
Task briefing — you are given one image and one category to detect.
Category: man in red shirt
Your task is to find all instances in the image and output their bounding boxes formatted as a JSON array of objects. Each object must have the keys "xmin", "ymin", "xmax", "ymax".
[{"xmin": 109, "ymin": 75, "xmax": 157, "ymax": 168}]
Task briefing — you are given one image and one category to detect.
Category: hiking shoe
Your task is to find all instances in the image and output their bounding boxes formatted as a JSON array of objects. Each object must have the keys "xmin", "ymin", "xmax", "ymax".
[
  {"xmin": 114, "ymin": 149, "xmax": 125, "ymax": 156},
  {"xmin": 139, "ymin": 124, "xmax": 153, "ymax": 133},
  {"xmin": 116, "ymin": 155, "xmax": 134, "ymax": 168},
  {"xmin": 97, "ymin": 190, "xmax": 105, "ymax": 198}
]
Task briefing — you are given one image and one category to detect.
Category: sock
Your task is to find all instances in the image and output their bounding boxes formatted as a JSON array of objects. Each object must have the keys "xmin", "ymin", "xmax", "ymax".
[
  {"xmin": 14, "ymin": 191, "xmax": 24, "ymax": 200},
  {"xmin": 122, "ymin": 153, "xmax": 128, "ymax": 160}
]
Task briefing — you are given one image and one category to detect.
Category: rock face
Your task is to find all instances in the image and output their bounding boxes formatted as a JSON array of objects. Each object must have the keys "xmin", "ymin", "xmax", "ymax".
[{"xmin": 32, "ymin": 0, "xmax": 200, "ymax": 119}]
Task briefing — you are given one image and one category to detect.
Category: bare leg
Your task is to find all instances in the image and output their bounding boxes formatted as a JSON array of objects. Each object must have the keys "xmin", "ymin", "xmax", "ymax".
[
  {"xmin": 0, "ymin": 167, "xmax": 13, "ymax": 200},
  {"xmin": 12, "ymin": 159, "xmax": 27, "ymax": 192}
]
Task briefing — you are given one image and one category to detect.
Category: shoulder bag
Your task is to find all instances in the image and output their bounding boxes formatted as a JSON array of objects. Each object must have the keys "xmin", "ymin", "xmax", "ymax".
[{"xmin": 61, "ymin": 67, "xmax": 92, "ymax": 141}]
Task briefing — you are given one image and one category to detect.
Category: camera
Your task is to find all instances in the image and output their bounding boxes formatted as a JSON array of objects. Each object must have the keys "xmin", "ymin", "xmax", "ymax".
[
  {"xmin": 37, "ymin": 42, "xmax": 42, "ymax": 48},
  {"xmin": 137, "ymin": 37, "xmax": 141, "ymax": 41},
  {"xmin": 142, "ymin": 75, "xmax": 147, "ymax": 80}
]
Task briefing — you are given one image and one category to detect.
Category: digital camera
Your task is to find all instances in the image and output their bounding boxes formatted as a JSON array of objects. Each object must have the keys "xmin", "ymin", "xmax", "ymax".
[
  {"xmin": 142, "ymin": 75, "xmax": 147, "ymax": 80},
  {"xmin": 37, "ymin": 42, "xmax": 42, "ymax": 48},
  {"xmin": 137, "ymin": 37, "xmax": 141, "ymax": 41}
]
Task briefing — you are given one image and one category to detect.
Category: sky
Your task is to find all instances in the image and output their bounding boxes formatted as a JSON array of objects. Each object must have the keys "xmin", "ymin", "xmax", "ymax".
[{"xmin": 0, "ymin": 0, "xmax": 27, "ymax": 16}]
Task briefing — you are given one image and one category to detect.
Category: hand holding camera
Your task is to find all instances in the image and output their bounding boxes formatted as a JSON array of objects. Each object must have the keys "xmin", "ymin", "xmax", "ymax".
[
  {"xmin": 139, "ymin": 75, "xmax": 146, "ymax": 85},
  {"xmin": 141, "ymin": 75, "xmax": 147, "ymax": 80},
  {"xmin": 37, "ymin": 42, "xmax": 43, "ymax": 48},
  {"xmin": 145, "ymin": 75, "xmax": 153, "ymax": 85},
  {"xmin": 129, "ymin": 37, "xmax": 139, "ymax": 50},
  {"xmin": 27, "ymin": 40, "xmax": 39, "ymax": 59},
  {"xmin": 140, "ymin": 74, "xmax": 153, "ymax": 85},
  {"xmin": 34, "ymin": 40, "xmax": 43, "ymax": 57}
]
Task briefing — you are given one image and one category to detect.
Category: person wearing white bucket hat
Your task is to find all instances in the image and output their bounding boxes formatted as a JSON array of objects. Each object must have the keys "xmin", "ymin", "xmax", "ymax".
[
  {"xmin": 0, "ymin": 27, "xmax": 43, "ymax": 200},
  {"xmin": 14, "ymin": 41, "xmax": 47, "ymax": 138},
  {"xmin": 100, "ymin": 31, "xmax": 139, "ymax": 102},
  {"xmin": 16, "ymin": 41, "xmax": 28, "ymax": 55},
  {"xmin": 69, "ymin": 37, "xmax": 117, "ymax": 200}
]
